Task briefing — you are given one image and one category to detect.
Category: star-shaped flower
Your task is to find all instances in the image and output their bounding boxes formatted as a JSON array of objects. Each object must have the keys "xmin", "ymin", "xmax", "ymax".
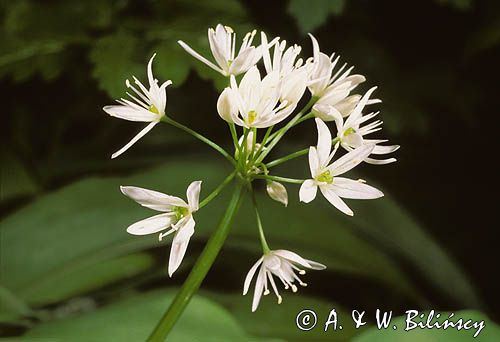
[
  {"xmin": 103, "ymin": 54, "xmax": 171, "ymax": 159},
  {"xmin": 299, "ymin": 119, "xmax": 383, "ymax": 216},
  {"xmin": 120, "ymin": 181, "xmax": 202, "ymax": 276},
  {"xmin": 178, "ymin": 24, "xmax": 265, "ymax": 77},
  {"xmin": 243, "ymin": 249, "xmax": 325, "ymax": 312},
  {"xmin": 314, "ymin": 87, "xmax": 399, "ymax": 164}
]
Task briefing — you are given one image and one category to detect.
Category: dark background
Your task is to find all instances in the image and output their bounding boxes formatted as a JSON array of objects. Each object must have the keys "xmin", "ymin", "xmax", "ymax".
[{"xmin": 1, "ymin": 0, "xmax": 499, "ymax": 339}]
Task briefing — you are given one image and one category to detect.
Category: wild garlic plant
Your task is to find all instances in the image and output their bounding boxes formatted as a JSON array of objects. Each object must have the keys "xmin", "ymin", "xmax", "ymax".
[{"xmin": 103, "ymin": 24, "xmax": 398, "ymax": 340}]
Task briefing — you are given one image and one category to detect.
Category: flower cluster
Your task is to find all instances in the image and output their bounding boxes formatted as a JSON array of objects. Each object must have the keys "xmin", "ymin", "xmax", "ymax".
[{"xmin": 104, "ymin": 24, "xmax": 398, "ymax": 311}]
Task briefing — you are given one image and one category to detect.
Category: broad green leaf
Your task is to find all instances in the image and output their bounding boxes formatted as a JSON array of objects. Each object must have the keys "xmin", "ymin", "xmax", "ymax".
[
  {"xmin": 209, "ymin": 291, "xmax": 357, "ymax": 341},
  {"xmin": 354, "ymin": 310, "xmax": 499, "ymax": 341},
  {"xmin": 287, "ymin": 0, "xmax": 345, "ymax": 34},
  {"xmin": 153, "ymin": 43, "xmax": 191, "ymax": 86},
  {"xmin": 344, "ymin": 197, "xmax": 482, "ymax": 307},
  {"xmin": 89, "ymin": 32, "xmax": 143, "ymax": 98},
  {"xmin": 21, "ymin": 290, "xmax": 280, "ymax": 341}
]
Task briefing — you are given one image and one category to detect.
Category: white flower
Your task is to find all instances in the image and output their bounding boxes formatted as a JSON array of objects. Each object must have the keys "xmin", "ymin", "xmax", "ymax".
[
  {"xmin": 178, "ymin": 24, "xmax": 265, "ymax": 77},
  {"xmin": 243, "ymin": 250, "xmax": 325, "ymax": 312},
  {"xmin": 261, "ymin": 33, "xmax": 308, "ymax": 105},
  {"xmin": 307, "ymin": 34, "xmax": 367, "ymax": 119},
  {"xmin": 315, "ymin": 87, "xmax": 399, "ymax": 165},
  {"xmin": 103, "ymin": 54, "xmax": 171, "ymax": 159},
  {"xmin": 120, "ymin": 181, "xmax": 202, "ymax": 277},
  {"xmin": 299, "ymin": 119, "xmax": 383, "ymax": 216},
  {"xmin": 266, "ymin": 181, "xmax": 288, "ymax": 206},
  {"xmin": 223, "ymin": 66, "xmax": 295, "ymax": 128}
]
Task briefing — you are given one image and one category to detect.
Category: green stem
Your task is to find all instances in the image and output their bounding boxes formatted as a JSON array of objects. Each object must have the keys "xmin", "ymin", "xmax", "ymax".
[
  {"xmin": 162, "ymin": 116, "xmax": 236, "ymax": 166},
  {"xmin": 199, "ymin": 172, "xmax": 236, "ymax": 208},
  {"xmin": 255, "ymin": 97, "xmax": 317, "ymax": 164},
  {"xmin": 228, "ymin": 123, "xmax": 239, "ymax": 153},
  {"xmin": 253, "ymin": 174, "xmax": 304, "ymax": 184},
  {"xmin": 266, "ymin": 137, "xmax": 340, "ymax": 169},
  {"xmin": 251, "ymin": 126, "xmax": 273, "ymax": 165},
  {"xmin": 147, "ymin": 182, "xmax": 246, "ymax": 341},
  {"xmin": 250, "ymin": 187, "xmax": 270, "ymax": 253},
  {"xmin": 295, "ymin": 112, "xmax": 314, "ymax": 125}
]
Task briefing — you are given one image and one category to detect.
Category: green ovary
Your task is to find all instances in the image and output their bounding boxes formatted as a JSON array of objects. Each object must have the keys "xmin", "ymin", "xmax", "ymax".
[
  {"xmin": 343, "ymin": 127, "xmax": 356, "ymax": 136},
  {"xmin": 149, "ymin": 104, "xmax": 160, "ymax": 114},
  {"xmin": 248, "ymin": 110, "xmax": 257, "ymax": 125},
  {"xmin": 316, "ymin": 170, "xmax": 334, "ymax": 184},
  {"xmin": 173, "ymin": 206, "xmax": 190, "ymax": 221}
]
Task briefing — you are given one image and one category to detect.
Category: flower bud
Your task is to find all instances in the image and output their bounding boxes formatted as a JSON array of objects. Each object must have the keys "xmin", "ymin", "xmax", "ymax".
[
  {"xmin": 217, "ymin": 88, "xmax": 237, "ymax": 122},
  {"xmin": 266, "ymin": 181, "xmax": 288, "ymax": 207}
]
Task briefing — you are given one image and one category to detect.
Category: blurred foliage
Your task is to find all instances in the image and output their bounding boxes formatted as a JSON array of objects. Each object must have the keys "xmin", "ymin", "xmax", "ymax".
[
  {"xmin": 287, "ymin": 0, "xmax": 345, "ymax": 34},
  {"xmin": 1, "ymin": 0, "xmax": 499, "ymax": 339}
]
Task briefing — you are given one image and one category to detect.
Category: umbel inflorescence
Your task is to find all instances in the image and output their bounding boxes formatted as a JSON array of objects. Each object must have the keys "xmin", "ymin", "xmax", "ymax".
[{"xmin": 103, "ymin": 24, "xmax": 398, "ymax": 313}]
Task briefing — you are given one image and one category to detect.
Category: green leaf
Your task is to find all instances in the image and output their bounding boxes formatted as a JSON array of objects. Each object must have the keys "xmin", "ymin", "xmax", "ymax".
[
  {"xmin": 209, "ymin": 291, "xmax": 357, "ymax": 341},
  {"xmin": 152, "ymin": 43, "xmax": 191, "ymax": 86},
  {"xmin": 344, "ymin": 196, "xmax": 482, "ymax": 307},
  {"xmin": 28, "ymin": 253, "xmax": 154, "ymax": 305},
  {"xmin": 287, "ymin": 0, "xmax": 345, "ymax": 34},
  {"xmin": 89, "ymin": 32, "xmax": 143, "ymax": 98},
  {"xmin": 22, "ymin": 290, "xmax": 281, "ymax": 341},
  {"xmin": 353, "ymin": 310, "xmax": 499, "ymax": 341}
]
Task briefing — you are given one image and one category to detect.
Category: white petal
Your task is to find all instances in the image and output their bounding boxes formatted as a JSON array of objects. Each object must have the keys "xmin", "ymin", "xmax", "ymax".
[
  {"xmin": 111, "ymin": 121, "xmax": 158, "ymax": 159},
  {"xmin": 344, "ymin": 87, "xmax": 377, "ymax": 128},
  {"xmin": 319, "ymin": 185, "xmax": 353, "ymax": 216},
  {"xmin": 186, "ymin": 181, "xmax": 202, "ymax": 212},
  {"xmin": 273, "ymin": 250, "xmax": 318, "ymax": 269},
  {"xmin": 147, "ymin": 54, "xmax": 156, "ymax": 87},
  {"xmin": 315, "ymin": 118, "xmax": 332, "ymax": 167},
  {"xmin": 336, "ymin": 94, "xmax": 361, "ymax": 117},
  {"xmin": 229, "ymin": 47, "xmax": 258, "ymax": 75},
  {"xmin": 103, "ymin": 105, "xmax": 158, "ymax": 122},
  {"xmin": 243, "ymin": 257, "xmax": 264, "ymax": 295},
  {"xmin": 126, "ymin": 213, "xmax": 175, "ymax": 235},
  {"xmin": 120, "ymin": 185, "xmax": 187, "ymax": 211},
  {"xmin": 343, "ymin": 132, "xmax": 363, "ymax": 148},
  {"xmin": 329, "ymin": 144, "xmax": 374, "ymax": 176},
  {"xmin": 313, "ymin": 104, "xmax": 344, "ymax": 131},
  {"xmin": 217, "ymin": 88, "xmax": 237, "ymax": 122},
  {"xmin": 333, "ymin": 177, "xmax": 384, "ymax": 199},
  {"xmin": 304, "ymin": 259, "xmax": 327, "ymax": 270},
  {"xmin": 372, "ymin": 144, "xmax": 400, "ymax": 155},
  {"xmin": 299, "ymin": 179, "xmax": 318, "ymax": 203},
  {"xmin": 252, "ymin": 267, "xmax": 266, "ymax": 312},
  {"xmin": 308, "ymin": 147, "xmax": 320, "ymax": 177},
  {"xmin": 168, "ymin": 216, "xmax": 196, "ymax": 277},
  {"xmin": 208, "ymin": 28, "xmax": 230, "ymax": 73},
  {"xmin": 177, "ymin": 40, "xmax": 224, "ymax": 75},
  {"xmin": 364, "ymin": 157, "xmax": 397, "ymax": 165}
]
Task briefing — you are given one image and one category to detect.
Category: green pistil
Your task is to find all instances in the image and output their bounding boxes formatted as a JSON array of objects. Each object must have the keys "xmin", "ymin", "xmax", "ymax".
[
  {"xmin": 248, "ymin": 110, "xmax": 257, "ymax": 125},
  {"xmin": 149, "ymin": 104, "xmax": 160, "ymax": 114},
  {"xmin": 173, "ymin": 206, "xmax": 190, "ymax": 221},
  {"xmin": 316, "ymin": 170, "xmax": 333, "ymax": 184},
  {"xmin": 344, "ymin": 127, "xmax": 356, "ymax": 136}
]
